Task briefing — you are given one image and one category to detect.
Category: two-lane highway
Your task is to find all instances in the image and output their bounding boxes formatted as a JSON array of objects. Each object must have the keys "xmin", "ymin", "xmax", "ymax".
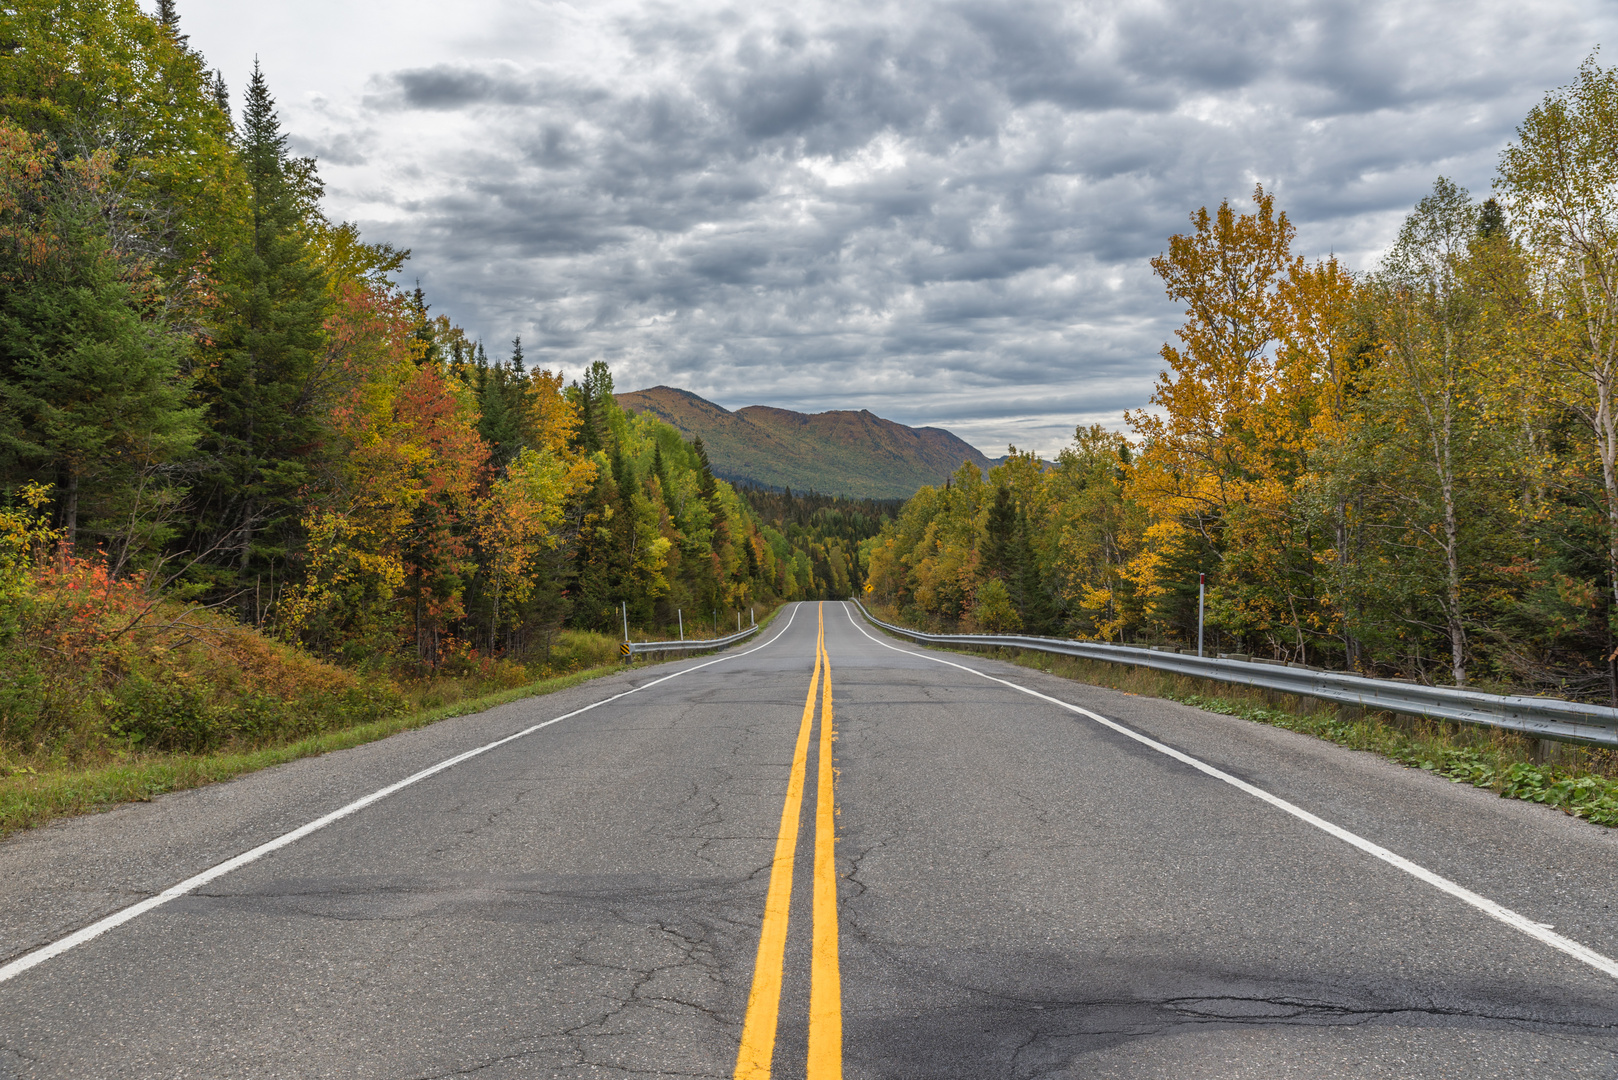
[{"xmin": 2, "ymin": 601, "xmax": 1617, "ymax": 1077}]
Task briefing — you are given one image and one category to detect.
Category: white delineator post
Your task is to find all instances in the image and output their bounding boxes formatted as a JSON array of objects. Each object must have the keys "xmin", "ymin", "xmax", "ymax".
[
  {"xmin": 1197, "ymin": 573, "xmax": 1205, "ymax": 658},
  {"xmin": 678, "ymin": 609, "xmax": 684, "ymax": 641}
]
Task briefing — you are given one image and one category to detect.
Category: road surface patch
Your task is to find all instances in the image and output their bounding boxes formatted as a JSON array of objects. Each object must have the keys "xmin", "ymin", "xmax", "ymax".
[{"xmin": 843, "ymin": 602, "xmax": 1618, "ymax": 983}]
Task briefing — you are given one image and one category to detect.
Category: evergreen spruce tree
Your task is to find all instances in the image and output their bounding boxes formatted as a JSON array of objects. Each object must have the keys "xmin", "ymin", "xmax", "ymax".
[
  {"xmin": 693, "ymin": 436, "xmax": 716, "ymax": 499},
  {"xmin": 408, "ymin": 285, "xmax": 431, "ymax": 363},
  {"xmin": 476, "ymin": 367, "xmax": 513, "ymax": 468},
  {"xmin": 473, "ymin": 338, "xmax": 532, "ymax": 470},
  {"xmin": 155, "ymin": 0, "xmax": 188, "ymax": 47},
  {"xmin": 1011, "ymin": 507, "xmax": 1057, "ymax": 633},
  {"xmin": 192, "ymin": 62, "xmax": 329, "ymax": 613},
  {"xmin": 0, "ymin": 194, "xmax": 199, "ymax": 551},
  {"xmin": 610, "ymin": 444, "xmax": 633, "ymax": 496},
  {"xmin": 651, "ymin": 443, "xmax": 672, "ymax": 497},
  {"xmin": 981, "ymin": 485, "xmax": 1016, "ymax": 580},
  {"xmin": 571, "ymin": 467, "xmax": 632, "ymax": 631},
  {"xmin": 569, "ymin": 360, "xmax": 613, "ymax": 454},
  {"xmin": 1478, "ymin": 197, "xmax": 1507, "ymax": 239}
]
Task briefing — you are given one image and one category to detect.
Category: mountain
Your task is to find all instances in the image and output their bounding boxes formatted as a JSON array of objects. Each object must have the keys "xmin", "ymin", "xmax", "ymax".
[{"xmin": 616, "ymin": 386, "xmax": 997, "ymax": 499}]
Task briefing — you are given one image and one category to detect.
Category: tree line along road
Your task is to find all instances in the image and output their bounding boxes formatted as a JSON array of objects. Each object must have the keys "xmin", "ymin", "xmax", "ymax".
[{"xmin": 2, "ymin": 601, "xmax": 1617, "ymax": 1078}]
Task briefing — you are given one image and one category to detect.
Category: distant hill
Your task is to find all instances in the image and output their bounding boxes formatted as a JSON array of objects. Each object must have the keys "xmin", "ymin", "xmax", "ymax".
[{"xmin": 616, "ymin": 386, "xmax": 997, "ymax": 499}]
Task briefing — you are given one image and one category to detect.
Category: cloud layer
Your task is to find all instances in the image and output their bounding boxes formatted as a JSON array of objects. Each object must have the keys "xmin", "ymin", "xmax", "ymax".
[{"xmin": 187, "ymin": 0, "xmax": 1618, "ymax": 454}]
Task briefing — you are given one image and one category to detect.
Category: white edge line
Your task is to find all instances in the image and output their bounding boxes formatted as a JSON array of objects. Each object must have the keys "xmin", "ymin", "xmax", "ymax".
[
  {"xmin": 839, "ymin": 602, "xmax": 1618, "ymax": 982},
  {"xmin": 0, "ymin": 603, "xmax": 807, "ymax": 985}
]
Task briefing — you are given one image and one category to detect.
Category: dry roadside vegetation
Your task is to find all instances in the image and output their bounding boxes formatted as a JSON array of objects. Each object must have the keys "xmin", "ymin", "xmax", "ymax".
[{"xmin": 0, "ymin": 493, "xmax": 623, "ymax": 835}]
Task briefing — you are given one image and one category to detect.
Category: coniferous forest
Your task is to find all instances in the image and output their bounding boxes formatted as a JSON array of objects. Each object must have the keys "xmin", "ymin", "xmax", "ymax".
[
  {"xmin": 864, "ymin": 56, "xmax": 1618, "ymax": 705},
  {"xmin": 0, "ymin": 2, "xmax": 866, "ymax": 785}
]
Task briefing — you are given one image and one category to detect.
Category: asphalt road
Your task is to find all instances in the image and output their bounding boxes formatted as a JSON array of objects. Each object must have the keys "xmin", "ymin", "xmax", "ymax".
[{"xmin": 3, "ymin": 600, "xmax": 1618, "ymax": 1078}]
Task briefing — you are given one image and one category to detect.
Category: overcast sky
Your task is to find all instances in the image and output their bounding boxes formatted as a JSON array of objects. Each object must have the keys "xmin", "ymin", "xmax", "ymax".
[{"xmin": 163, "ymin": 0, "xmax": 1617, "ymax": 456}]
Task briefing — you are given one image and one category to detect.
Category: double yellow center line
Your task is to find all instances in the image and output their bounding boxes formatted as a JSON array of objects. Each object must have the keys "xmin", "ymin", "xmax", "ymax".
[{"xmin": 735, "ymin": 603, "xmax": 842, "ymax": 1079}]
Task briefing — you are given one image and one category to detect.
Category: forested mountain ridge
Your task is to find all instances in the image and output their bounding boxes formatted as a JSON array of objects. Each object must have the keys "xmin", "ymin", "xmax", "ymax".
[{"xmin": 616, "ymin": 386, "xmax": 997, "ymax": 499}]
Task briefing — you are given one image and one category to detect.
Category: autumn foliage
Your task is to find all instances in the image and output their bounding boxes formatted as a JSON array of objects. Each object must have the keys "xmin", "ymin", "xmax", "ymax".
[
  {"xmin": 865, "ymin": 56, "xmax": 1618, "ymax": 702},
  {"xmin": 0, "ymin": 2, "xmax": 869, "ymax": 771}
]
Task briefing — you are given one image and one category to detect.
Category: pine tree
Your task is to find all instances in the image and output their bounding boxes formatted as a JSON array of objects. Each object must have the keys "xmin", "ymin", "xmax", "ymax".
[
  {"xmin": 610, "ymin": 444, "xmax": 633, "ymax": 495},
  {"xmin": 408, "ymin": 284, "xmax": 438, "ymax": 366},
  {"xmin": 476, "ymin": 367, "xmax": 513, "ymax": 467},
  {"xmin": 1011, "ymin": 507, "xmax": 1057, "ymax": 633},
  {"xmin": 569, "ymin": 360, "xmax": 613, "ymax": 454}
]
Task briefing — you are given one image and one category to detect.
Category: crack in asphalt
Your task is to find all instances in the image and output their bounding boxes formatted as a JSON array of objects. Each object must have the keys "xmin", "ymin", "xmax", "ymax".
[
  {"xmin": 0, "ymin": 1038, "xmax": 42, "ymax": 1070},
  {"xmin": 399, "ymin": 1042, "xmax": 720, "ymax": 1080},
  {"xmin": 834, "ymin": 896, "xmax": 1618, "ymax": 1044},
  {"xmin": 10, "ymin": 610, "xmax": 1618, "ymax": 1078}
]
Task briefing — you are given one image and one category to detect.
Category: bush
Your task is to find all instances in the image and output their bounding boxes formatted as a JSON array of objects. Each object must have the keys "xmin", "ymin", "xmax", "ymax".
[
  {"xmin": 972, "ymin": 578, "xmax": 1022, "ymax": 633},
  {"xmin": 0, "ymin": 552, "xmax": 409, "ymax": 765}
]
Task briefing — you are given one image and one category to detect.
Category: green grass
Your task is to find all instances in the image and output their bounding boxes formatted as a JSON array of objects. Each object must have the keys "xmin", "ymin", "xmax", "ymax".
[
  {"xmin": 934, "ymin": 639, "xmax": 1618, "ymax": 829},
  {"xmin": 0, "ymin": 604, "xmax": 789, "ymax": 839},
  {"xmin": 0, "ymin": 664, "xmax": 621, "ymax": 838}
]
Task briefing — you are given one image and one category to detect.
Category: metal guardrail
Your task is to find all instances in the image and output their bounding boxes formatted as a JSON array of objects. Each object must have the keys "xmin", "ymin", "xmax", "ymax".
[
  {"xmin": 851, "ymin": 600, "xmax": 1618, "ymax": 747},
  {"xmin": 624, "ymin": 623, "xmax": 759, "ymax": 658}
]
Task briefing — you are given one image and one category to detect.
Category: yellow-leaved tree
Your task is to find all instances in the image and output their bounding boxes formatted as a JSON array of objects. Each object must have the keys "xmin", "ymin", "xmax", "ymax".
[
  {"xmin": 1129, "ymin": 186, "xmax": 1317, "ymax": 653},
  {"xmin": 473, "ymin": 370, "xmax": 597, "ymax": 653}
]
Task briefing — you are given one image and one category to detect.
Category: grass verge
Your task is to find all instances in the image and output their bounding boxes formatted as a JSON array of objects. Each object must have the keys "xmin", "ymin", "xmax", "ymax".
[
  {"xmin": 855, "ymin": 606, "xmax": 1618, "ymax": 829},
  {"xmin": 623, "ymin": 599, "xmax": 789, "ymax": 661},
  {"xmin": 0, "ymin": 664, "xmax": 620, "ymax": 839},
  {"xmin": 0, "ymin": 602, "xmax": 790, "ymax": 839}
]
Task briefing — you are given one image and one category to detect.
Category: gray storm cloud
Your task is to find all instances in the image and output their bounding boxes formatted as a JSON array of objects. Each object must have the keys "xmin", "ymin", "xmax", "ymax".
[{"xmin": 266, "ymin": 0, "xmax": 1616, "ymax": 455}]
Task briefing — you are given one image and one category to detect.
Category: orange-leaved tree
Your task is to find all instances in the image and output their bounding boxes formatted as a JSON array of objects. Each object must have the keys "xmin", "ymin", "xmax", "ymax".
[{"xmin": 471, "ymin": 370, "xmax": 596, "ymax": 653}]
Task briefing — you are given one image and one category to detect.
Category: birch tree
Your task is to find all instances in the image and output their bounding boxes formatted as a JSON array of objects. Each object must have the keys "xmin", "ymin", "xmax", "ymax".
[{"xmin": 1499, "ymin": 57, "xmax": 1618, "ymax": 629}]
